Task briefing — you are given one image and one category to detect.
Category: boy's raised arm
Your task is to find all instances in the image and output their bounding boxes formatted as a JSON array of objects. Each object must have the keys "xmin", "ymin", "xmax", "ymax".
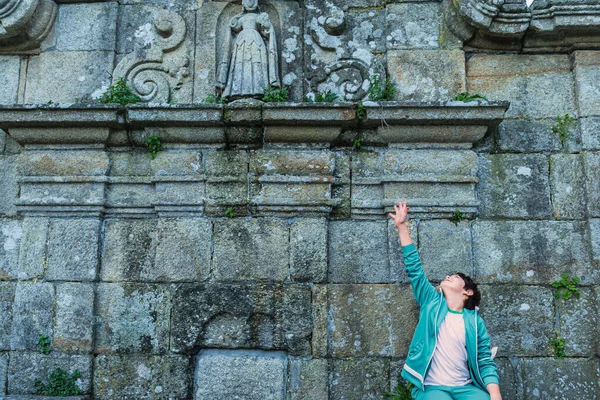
[{"xmin": 389, "ymin": 201, "xmax": 438, "ymax": 306}]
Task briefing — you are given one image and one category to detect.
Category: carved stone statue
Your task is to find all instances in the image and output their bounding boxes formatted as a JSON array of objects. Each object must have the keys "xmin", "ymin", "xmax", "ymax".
[{"xmin": 216, "ymin": 0, "xmax": 280, "ymax": 99}]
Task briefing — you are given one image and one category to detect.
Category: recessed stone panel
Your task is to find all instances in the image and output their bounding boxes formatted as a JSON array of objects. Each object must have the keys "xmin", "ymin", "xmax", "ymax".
[{"xmin": 290, "ymin": 218, "xmax": 327, "ymax": 282}]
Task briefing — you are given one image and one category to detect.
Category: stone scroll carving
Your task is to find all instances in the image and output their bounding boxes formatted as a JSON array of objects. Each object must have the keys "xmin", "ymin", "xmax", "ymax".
[
  {"xmin": 112, "ymin": 8, "xmax": 191, "ymax": 103},
  {"xmin": 216, "ymin": 0, "xmax": 281, "ymax": 100},
  {"xmin": 0, "ymin": 0, "xmax": 57, "ymax": 53}
]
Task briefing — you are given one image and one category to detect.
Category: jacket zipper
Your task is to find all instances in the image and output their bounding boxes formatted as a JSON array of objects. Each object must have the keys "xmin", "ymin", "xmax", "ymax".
[
  {"xmin": 421, "ymin": 291, "xmax": 443, "ymax": 390},
  {"xmin": 474, "ymin": 307, "xmax": 485, "ymax": 387}
]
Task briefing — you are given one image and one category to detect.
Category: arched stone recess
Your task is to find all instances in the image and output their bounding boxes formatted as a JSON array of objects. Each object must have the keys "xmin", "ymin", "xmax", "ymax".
[
  {"xmin": 194, "ymin": 0, "xmax": 302, "ymax": 102},
  {"xmin": 112, "ymin": 7, "xmax": 193, "ymax": 104},
  {"xmin": 0, "ymin": 0, "xmax": 57, "ymax": 53}
]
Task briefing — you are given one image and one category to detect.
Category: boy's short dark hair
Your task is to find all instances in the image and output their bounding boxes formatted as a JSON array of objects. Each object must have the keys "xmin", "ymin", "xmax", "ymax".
[{"xmin": 456, "ymin": 272, "xmax": 481, "ymax": 310}]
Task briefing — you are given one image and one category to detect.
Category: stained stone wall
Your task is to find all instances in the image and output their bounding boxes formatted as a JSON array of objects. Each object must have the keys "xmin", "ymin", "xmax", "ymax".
[{"xmin": 1, "ymin": 0, "xmax": 600, "ymax": 399}]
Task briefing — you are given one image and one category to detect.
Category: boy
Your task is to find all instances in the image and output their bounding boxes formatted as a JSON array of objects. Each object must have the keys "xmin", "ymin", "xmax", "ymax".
[{"xmin": 389, "ymin": 201, "xmax": 502, "ymax": 400}]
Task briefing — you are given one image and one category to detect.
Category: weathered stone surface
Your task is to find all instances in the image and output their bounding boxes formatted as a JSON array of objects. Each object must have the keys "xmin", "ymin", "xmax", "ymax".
[
  {"xmin": 17, "ymin": 150, "xmax": 109, "ymax": 177},
  {"xmin": 287, "ymin": 358, "xmax": 328, "ymax": 400},
  {"xmin": 95, "ymin": 283, "xmax": 174, "ymax": 354},
  {"xmin": 56, "ymin": 3, "xmax": 118, "ymax": 51},
  {"xmin": 477, "ymin": 154, "xmax": 552, "ymax": 218},
  {"xmin": 204, "ymin": 150, "xmax": 248, "ymax": 215},
  {"xmin": 311, "ymin": 284, "xmax": 328, "ymax": 357},
  {"xmin": 24, "ymin": 51, "xmax": 113, "ymax": 103},
  {"xmin": 473, "ymin": 221, "xmax": 593, "ymax": 284},
  {"xmin": 497, "ymin": 119, "xmax": 562, "ymax": 152},
  {"xmin": 418, "ymin": 220, "xmax": 473, "ymax": 280},
  {"xmin": 328, "ymin": 284, "xmax": 418, "ymax": 357},
  {"xmin": 479, "ymin": 285, "xmax": 554, "ymax": 356},
  {"xmin": 154, "ymin": 218, "xmax": 211, "ymax": 281},
  {"xmin": 591, "ymin": 219, "xmax": 600, "ymax": 263},
  {"xmin": 388, "ymin": 50, "xmax": 465, "ymax": 101},
  {"xmin": 55, "ymin": 283, "xmax": 94, "ymax": 352},
  {"xmin": 290, "ymin": 218, "xmax": 327, "ymax": 282},
  {"xmin": 329, "ymin": 221, "xmax": 389, "ymax": 283},
  {"xmin": 10, "ymin": 282, "xmax": 54, "ymax": 351},
  {"xmin": 213, "ymin": 218, "xmax": 289, "ymax": 281},
  {"xmin": 0, "ymin": 57, "xmax": 20, "ymax": 105},
  {"xmin": 195, "ymin": 350, "xmax": 286, "ymax": 400},
  {"xmin": 584, "ymin": 152, "xmax": 600, "ymax": 217},
  {"xmin": 101, "ymin": 219, "xmax": 157, "ymax": 282},
  {"xmin": 580, "ymin": 117, "xmax": 600, "ymax": 150},
  {"xmin": 386, "ymin": 3, "xmax": 440, "ymax": 50},
  {"xmin": 8, "ymin": 352, "xmax": 92, "ymax": 395},
  {"xmin": 573, "ymin": 51, "xmax": 600, "ymax": 118},
  {"xmin": 329, "ymin": 358, "xmax": 389, "ymax": 400},
  {"xmin": 46, "ymin": 218, "xmax": 100, "ymax": 281},
  {"xmin": 495, "ymin": 358, "xmax": 520, "ymax": 400},
  {"xmin": 94, "ymin": 354, "xmax": 193, "ymax": 400},
  {"xmin": 0, "ymin": 282, "xmax": 16, "ymax": 350},
  {"xmin": 557, "ymin": 288, "xmax": 596, "ymax": 356},
  {"xmin": 522, "ymin": 358, "xmax": 600, "ymax": 400},
  {"xmin": 0, "ymin": 218, "xmax": 22, "ymax": 280},
  {"xmin": 0, "ymin": 351, "xmax": 7, "ymax": 394},
  {"xmin": 0, "ymin": 156, "xmax": 18, "ymax": 216},
  {"xmin": 550, "ymin": 154, "xmax": 586, "ymax": 219},
  {"xmin": 467, "ymin": 54, "xmax": 576, "ymax": 119},
  {"xmin": 170, "ymin": 284, "xmax": 312, "ymax": 356}
]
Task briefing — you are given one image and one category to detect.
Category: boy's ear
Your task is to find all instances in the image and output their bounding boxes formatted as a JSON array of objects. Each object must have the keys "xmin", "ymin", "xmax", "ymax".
[{"xmin": 463, "ymin": 288, "xmax": 474, "ymax": 297}]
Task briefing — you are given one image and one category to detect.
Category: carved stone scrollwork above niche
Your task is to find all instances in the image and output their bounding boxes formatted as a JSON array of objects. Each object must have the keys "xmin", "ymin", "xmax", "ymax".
[{"xmin": 0, "ymin": 0, "xmax": 57, "ymax": 53}]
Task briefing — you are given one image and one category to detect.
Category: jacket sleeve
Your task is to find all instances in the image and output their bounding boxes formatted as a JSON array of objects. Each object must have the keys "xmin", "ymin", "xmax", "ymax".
[
  {"xmin": 477, "ymin": 315, "xmax": 500, "ymax": 387},
  {"xmin": 402, "ymin": 243, "xmax": 438, "ymax": 306}
]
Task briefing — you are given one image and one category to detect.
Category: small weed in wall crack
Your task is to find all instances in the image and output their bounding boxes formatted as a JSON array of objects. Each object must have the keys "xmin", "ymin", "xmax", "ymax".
[
  {"xmin": 304, "ymin": 90, "xmax": 340, "ymax": 103},
  {"xmin": 552, "ymin": 273, "xmax": 580, "ymax": 300},
  {"xmin": 550, "ymin": 330, "xmax": 566, "ymax": 359},
  {"xmin": 98, "ymin": 77, "xmax": 141, "ymax": 106},
  {"xmin": 34, "ymin": 368, "xmax": 84, "ymax": 396},
  {"xmin": 368, "ymin": 74, "xmax": 396, "ymax": 102},
  {"xmin": 225, "ymin": 207, "xmax": 235, "ymax": 218},
  {"xmin": 37, "ymin": 334, "xmax": 51, "ymax": 354},
  {"xmin": 145, "ymin": 134, "xmax": 163, "ymax": 160},
  {"xmin": 451, "ymin": 92, "xmax": 488, "ymax": 102},
  {"xmin": 385, "ymin": 380, "xmax": 414, "ymax": 400},
  {"xmin": 551, "ymin": 114, "xmax": 576, "ymax": 143},
  {"xmin": 356, "ymin": 101, "xmax": 366, "ymax": 120},
  {"xmin": 263, "ymin": 86, "xmax": 289, "ymax": 102},
  {"xmin": 450, "ymin": 209, "xmax": 463, "ymax": 225}
]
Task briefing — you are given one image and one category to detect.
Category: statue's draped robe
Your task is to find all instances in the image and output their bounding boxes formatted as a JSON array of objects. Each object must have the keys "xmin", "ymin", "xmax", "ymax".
[{"xmin": 217, "ymin": 12, "xmax": 280, "ymax": 98}]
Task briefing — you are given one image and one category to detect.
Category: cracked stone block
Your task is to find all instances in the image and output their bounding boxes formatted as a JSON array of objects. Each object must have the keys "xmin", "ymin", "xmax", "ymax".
[
  {"xmin": 213, "ymin": 218, "xmax": 289, "ymax": 282},
  {"xmin": 311, "ymin": 284, "xmax": 328, "ymax": 357},
  {"xmin": 418, "ymin": 220, "xmax": 473, "ymax": 281},
  {"xmin": 556, "ymin": 288, "xmax": 596, "ymax": 357},
  {"xmin": 55, "ymin": 283, "xmax": 94, "ymax": 353},
  {"xmin": 495, "ymin": 358, "xmax": 519, "ymax": 400},
  {"xmin": 0, "ymin": 218, "xmax": 22, "ymax": 280},
  {"xmin": 94, "ymin": 354, "xmax": 193, "ymax": 400},
  {"xmin": 46, "ymin": 218, "xmax": 100, "ymax": 281},
  {"xmin": 497, "ymin": 119, "xmax": 562, "ymax": 152},
  {"xmin": 573, "ymin": 51, "xmax": 600, "ymax": 118},
  {"xmin": 549, "ymin": 154, "xmax": 586, "ymax": 219},
  {"xmin": 0, "ymin": 282, "xmax": 16, "ymax": 350},
  {"xmin": 95, "ymin": 283, "xmax": 174, "ymax": 354},
  {"xmin": 56, "ymin": 2, "xmax": 118, "ymax": 51},
  {"xmin": 0, "ymin": 57, "xmax": 20, "ymax": 105},
  {"xmin": 584, "ymin": 152, "xmax": 600, "ymax": 217},
  {"xmin": 195, "ymin": 350, "xmax": 286, "ymax": 400},
  {"xmin": 328, "ymin": 284, "xmax": 418, "ymax": 357},
  {"xmin": 329, "ymin": 358, "xmax": 389, "ymax": 400},
  {"xmin": 287, "ymin": 358, "xmax": 328, "ymax": 400},
  {"xmin": 522, "ymin": 358, "xmax": 600, "ymax": 399},
  {"xmin": 8, "ymin": 352, "xmax": 92, "ymax": 395},
  {"xmin": 290, "ymin": 218, "xmax": 327, "ymax": 282},
  {"xmin": 479, "ymin": 285, "xmax": 554, "ymax": 356},
  {"xmin": 472, "ymin": 221, "xmax": 592, "ymax": 284},
  {"xmin": 477, "ymin": 154, "xmax": 552, "ymax": 219},
  {"xmin": 388, "ymin": 50, "xmax": 465, "ymax": 101},
  {"xmin": 10, "ymin": 282, "xmax": 54, "ymax": 351},
  {"xmin": 329, "ymin": 220, "xmax": 389, "ymax": 283}
]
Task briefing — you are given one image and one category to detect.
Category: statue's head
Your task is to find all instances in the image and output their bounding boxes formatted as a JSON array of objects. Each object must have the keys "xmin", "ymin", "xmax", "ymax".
[{"xmin": 242, "ymin": 0, "xmax": 258, "ymax": 11}]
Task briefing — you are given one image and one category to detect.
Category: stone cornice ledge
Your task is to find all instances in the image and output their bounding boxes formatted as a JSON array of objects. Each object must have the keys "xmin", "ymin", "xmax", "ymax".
[{"xmin": 0, "ymin": 101, "xmax": 509, "ymax": 148}]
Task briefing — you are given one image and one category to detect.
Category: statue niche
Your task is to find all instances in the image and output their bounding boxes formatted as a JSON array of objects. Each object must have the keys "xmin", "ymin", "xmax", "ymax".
[{"xmin": 216, "ymin": 0, "xmax": 281, "ymax": 99}]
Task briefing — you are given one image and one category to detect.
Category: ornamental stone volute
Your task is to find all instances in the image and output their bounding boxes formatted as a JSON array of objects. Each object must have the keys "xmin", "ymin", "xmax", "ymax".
[{"xmin": 0, "ymin": 0, "xmax": 57, "ymax": 53}]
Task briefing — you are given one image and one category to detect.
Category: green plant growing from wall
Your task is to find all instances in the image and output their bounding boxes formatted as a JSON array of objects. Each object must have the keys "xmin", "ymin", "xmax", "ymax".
[
  {"xmin": 385, "ymin": 380, "xmax": 414, "ymax": 400},
  {"xmin": 202, "ymin": 94, "xmax": 228, "ymax": 104},
  {"xmin": 550, "ymin": 331, "xmax": 566, "ymax": 359},
  {"xmin": 368, "ymin": 74, "xmax": 396, "ymax": 102},
  {"xmin": 353, "ymin": 139, "xmax": 362, "ymax": 150},
  {"xmin": 263, "ymin": 86, "xmax": 289, "ymax": 102},
  {"xmin": 98, "ymin": 77, "xmax": 141, "ymax": 105},
  {"xmin": 305, "ymin": 90, "xmax": 340, "ymax": 103},
  {"xmin": 37, "ymin": 334, "xmax": 51, "ymax": 355},
  {"xmin": 551, "ymin": 114, "xmax": 576, "ymax": 143},
  {"xmin": 357, "ymin": 101, "xmax": 366, "ymax": 120},
  {"xmin": 451, "ymin": 92, "xmax": 488, "ymax": 102},
  {"xmin": 33, "ymin": 368, "xmax": 84, "ymax": 396},
  {"xmin": 552, "ymin": 273, "xmax": 580, "ymax": 300},
  {"xmin": 450, "ymin": 209, "xmax": 463, "ymax": 225},
  {"xmin": 145, "ymin": 134, "xmax": 163, "ymax": 160},
  {"xmin": 225, "ymin": 207, "xmax": 235, "ymax": 218}
]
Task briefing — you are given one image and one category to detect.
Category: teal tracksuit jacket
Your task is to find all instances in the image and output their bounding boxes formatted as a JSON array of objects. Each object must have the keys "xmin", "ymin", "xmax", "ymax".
[{"xmin": 400, "ymin": 243, "xmax": 500, "ymax": 392}]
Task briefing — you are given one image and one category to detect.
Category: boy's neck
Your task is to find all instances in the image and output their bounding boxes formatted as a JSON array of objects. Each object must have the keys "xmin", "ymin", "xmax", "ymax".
[{"xmin": 444, "ymin": 292, "xmax": 465, "ymax": 313}]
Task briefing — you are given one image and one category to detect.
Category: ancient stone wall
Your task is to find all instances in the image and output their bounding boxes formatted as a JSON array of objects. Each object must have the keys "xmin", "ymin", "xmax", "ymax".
[{"xmin": 0, "ymin": 0, "xmax": 600, "ymax": 399}]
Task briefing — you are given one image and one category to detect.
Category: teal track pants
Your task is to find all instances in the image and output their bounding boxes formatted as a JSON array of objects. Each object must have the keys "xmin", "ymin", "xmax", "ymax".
[{"xmin": 411, "ymin": 384, "xmax": 490, "ymax": 400}]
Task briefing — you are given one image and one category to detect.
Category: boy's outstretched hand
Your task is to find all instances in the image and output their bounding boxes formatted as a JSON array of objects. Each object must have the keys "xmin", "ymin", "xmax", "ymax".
[{"xmin": 388, "ymin": 200, "xmax": 409, "ymax": 228}]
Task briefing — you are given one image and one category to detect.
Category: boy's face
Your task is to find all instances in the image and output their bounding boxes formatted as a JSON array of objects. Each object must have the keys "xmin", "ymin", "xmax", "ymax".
[{"xmin": 440, "ymin": 274, "xmax": 467, "ymax": 294}]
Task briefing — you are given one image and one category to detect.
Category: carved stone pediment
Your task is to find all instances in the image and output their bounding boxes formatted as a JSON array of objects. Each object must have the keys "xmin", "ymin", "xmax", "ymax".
[{"xmin": 0, "ymin": 0, "xmax": 57, "ymax": 53}]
